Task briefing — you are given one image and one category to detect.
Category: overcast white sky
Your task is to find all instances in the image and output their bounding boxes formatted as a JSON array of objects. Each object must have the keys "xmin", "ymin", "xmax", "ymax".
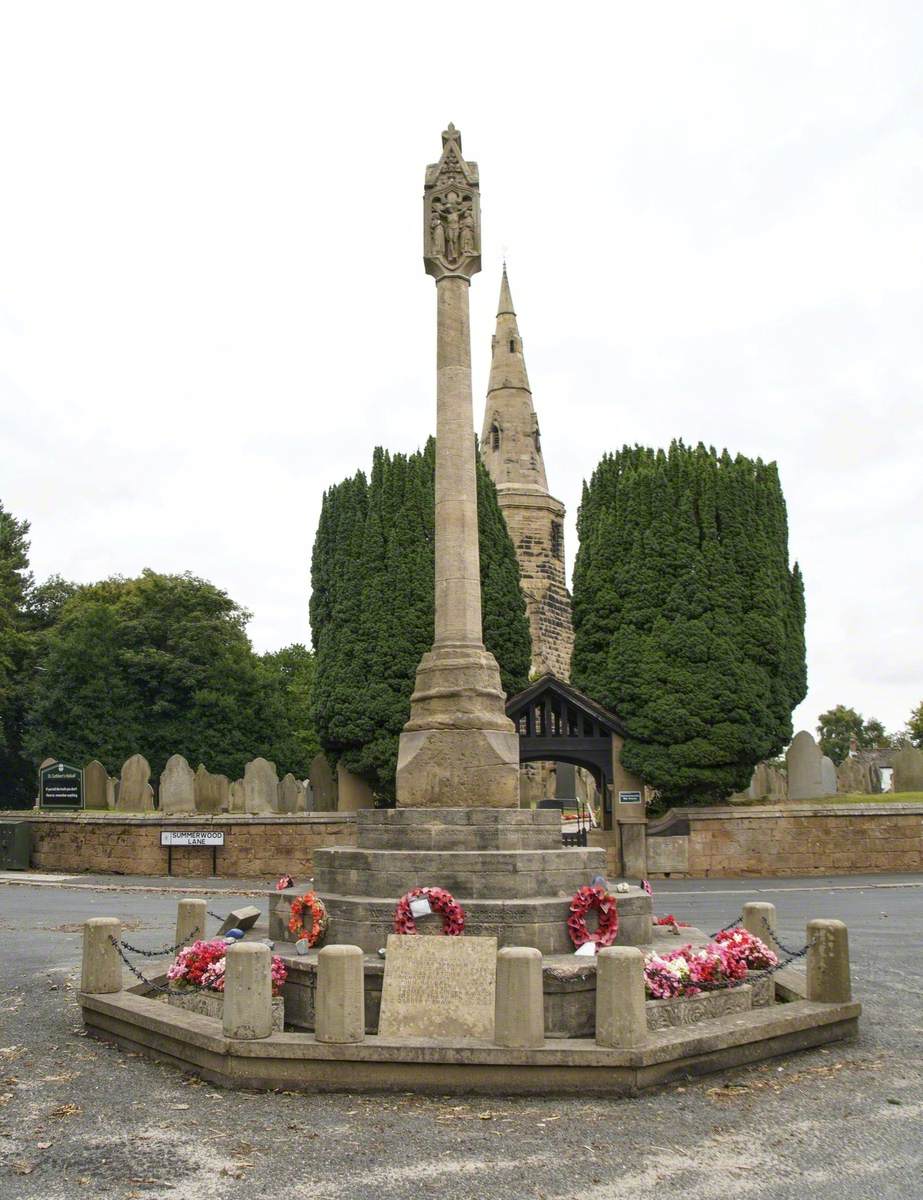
[{"xmin": 1, "ymin": 2, "xmax": 921, "ymax": 738}]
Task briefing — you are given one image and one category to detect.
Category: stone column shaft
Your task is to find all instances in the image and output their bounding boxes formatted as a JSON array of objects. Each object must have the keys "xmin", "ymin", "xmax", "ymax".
[
  {"xmin": 395, "ymin": 125, "xmax": 520, "ymax": 808},
  {"xmin": 434, "ymin": 277, "xmax": 482, "ymax": 646}
]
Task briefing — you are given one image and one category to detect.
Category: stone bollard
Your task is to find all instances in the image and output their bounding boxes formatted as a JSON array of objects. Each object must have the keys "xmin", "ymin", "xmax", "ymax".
[
  {"xmin": 806, "ymin": 919, "xmax": 851, "ymax": 1004},
  {"xmin": 315, "ymin": 945, "xmax": 365, "ymax": 1044},
  {"xmin": 596, "ymin": 946, "xmax": 647, "ymax": 1048},
  {"xmin": 81, "ymin": 918, "xmax": 123, "ymax": 994},
  {"xmin": 222, "ymin": 943, "xmax": 273, "ymax": 1039},
  {"xmin": 175, "ymin": 898, "xmax": 207, "ymax": 951},
  {"xmin": 743, "ymin": 901, "xmax": 777, "ymax": 944},
  {"xmin": 495, "ymin": 947, "xmax": 544, "ymax": 1048}
]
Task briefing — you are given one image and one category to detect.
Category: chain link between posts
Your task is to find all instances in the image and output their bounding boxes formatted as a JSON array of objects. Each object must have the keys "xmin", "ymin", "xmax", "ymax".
[
  {"xmin": 710, "ymin": 914, "xmax": 744, "ymax": 937},
  {"xmin": 116, "ymin": 928, "xmax": 201, "ymax": 958},
  {"xmin": 109, "ymin": 936, "xmax": 173, "ymax": 995}
]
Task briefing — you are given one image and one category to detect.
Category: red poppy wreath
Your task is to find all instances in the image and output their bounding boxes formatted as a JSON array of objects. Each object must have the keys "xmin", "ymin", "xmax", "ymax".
[
  {"xmin": 567, "ymin": 883, "xmax": 619, "ymax": 949},
  {"xmin": 288, "ymin": 891, "xmax": 329, "ymax": 947},
  {"xmin": 393, "ymin": 886, "xmax": 466, "ymax": 936}
]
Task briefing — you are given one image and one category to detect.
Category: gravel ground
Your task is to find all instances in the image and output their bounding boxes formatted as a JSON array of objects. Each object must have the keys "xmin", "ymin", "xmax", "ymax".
[{"xmin": 0, "ymin": 873, "xmax": 921, "ymax": 1200}]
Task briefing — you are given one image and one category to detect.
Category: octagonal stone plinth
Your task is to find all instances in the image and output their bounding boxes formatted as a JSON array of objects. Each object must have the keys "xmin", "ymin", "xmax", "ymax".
[{"xmin": 305, "ymin": 808, "xmax": 652, "ymax": 956}]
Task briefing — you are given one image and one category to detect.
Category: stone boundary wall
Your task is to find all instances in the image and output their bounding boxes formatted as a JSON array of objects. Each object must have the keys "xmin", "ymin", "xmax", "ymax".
[
  {"xmin": 647, "ymin": 804, "xmax": 923, "ymax": 878},
  {"xmin": 1, "ymin": 812, "xmax": 357, "ymax": 878}
]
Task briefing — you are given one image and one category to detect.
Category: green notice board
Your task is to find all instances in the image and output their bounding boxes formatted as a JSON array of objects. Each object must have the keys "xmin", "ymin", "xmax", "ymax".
[{"xmin": 40, "ymin": 761, "xmax": 84, "ymax": 810}]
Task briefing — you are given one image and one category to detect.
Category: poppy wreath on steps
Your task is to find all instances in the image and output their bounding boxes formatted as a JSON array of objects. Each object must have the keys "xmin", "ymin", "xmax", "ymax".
[
  {"xmin": 393, "ymin": 886, "xmax": 466, "ymax": 936},
  {"xmin": 288, "ymin": 891, "xmax": 329, "ymax": 947},
  {"xmin": 567, "ymin": 883, "xmax": 619, "ymax": 949}
]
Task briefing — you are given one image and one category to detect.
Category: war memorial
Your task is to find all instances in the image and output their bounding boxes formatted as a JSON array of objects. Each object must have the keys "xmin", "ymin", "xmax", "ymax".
[{"xmin": 75, "ymin": 127, "xmax": 860, "ymax": 1097}]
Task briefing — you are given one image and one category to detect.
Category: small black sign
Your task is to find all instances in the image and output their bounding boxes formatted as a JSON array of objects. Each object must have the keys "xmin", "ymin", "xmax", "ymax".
[{"xmin": 40, "ymin": 761, "xmax": 84, "ymax": 810}]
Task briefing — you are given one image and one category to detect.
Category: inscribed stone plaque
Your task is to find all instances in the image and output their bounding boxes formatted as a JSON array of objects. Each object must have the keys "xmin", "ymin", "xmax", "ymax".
[{"xmin": 377, "ymin": 934, "xmax": 497, "ymax": 1040}]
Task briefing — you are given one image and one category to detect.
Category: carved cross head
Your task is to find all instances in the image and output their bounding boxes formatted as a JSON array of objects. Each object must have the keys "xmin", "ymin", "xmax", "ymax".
[{"xmin": 423, "ymin": 125, "xmax": 481, "ymax": 281}]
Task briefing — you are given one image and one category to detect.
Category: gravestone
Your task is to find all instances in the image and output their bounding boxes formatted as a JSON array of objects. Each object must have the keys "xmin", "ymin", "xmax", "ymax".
[
  {"xmin": 277, "ymin": 773, "xmax": 305, "ymax": 814},
  {"xmin": 160, "ymin": 754, "xmax": 196, "ymax": 814},
  {"xmin": 194, "ymin": 764, "xmax": 229, "ymax": 814},
  {"xmin": 117, "ymin": 754, "xmax": 154, "ymax": 811},
  {"xmin": 229, "ymin": 779, "xmax": 246, "ymax": 813},
  {"xmin": 820, "ymin": 756, "xmax": 837, "ymax": 796},
  {"xmin": 836, "ymin": 756, "xmax": 871, "ymax": 794},
  {"xmin": 786, "ymin": 731, "xmax": 824, "ymax": 801},
  {"xmin": 892, "ymin": 744, "xmax": 923, "ymax": 793},
  {"xmin": 303, "ymin": 780, "xmax": 315, "ymax": 810},
  {"xmin": 377, "ymin": 933, "xmax": 497, "ymax": 1040},
  {"xmin": 309, "ymin": 754, "xmax": 337, "ymax": 811},
  {"xmin": 244, "ymin": 757, "xmax": 278, "ymax": 814},
  {"xmin": 84, "ymin": 760, "xmax": 109, "ymax": 810},
  {"xmin": 336, "ymin": 764, "xmax": 374, "ymax": 811},
  {"xmin": 105, "ymin": 775, "xmax": 116, "ymax": 809}
]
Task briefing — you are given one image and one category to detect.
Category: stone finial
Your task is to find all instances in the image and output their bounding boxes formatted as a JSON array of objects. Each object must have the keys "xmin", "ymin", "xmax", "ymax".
[
  {"xmin": 423, "ymin": 124, "xmax": 481, "ymax": 281},
  {"xmin": 160, "ymin": 754, "xmax": 196, "ymax": 814}
]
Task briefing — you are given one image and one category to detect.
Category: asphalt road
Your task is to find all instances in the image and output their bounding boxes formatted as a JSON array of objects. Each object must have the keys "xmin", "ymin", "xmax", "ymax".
[{"xmin": 0, "ymin": 872, "xmax": 921, "ymax": 1200}]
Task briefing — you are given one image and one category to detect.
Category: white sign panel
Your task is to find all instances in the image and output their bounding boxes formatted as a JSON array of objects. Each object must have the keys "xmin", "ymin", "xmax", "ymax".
[{"xmin": 160, "ymin": 831, "xmax": 225, "ymax": 847}]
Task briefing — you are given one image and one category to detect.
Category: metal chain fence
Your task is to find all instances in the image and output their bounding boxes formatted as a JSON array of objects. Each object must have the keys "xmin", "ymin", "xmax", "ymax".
[
  {"xmin": 109, "ymin": 936, "xmax": 173, "ymax": 995},
  {"xmin": 116, "ymin": 929, "xmax": 200, "ymax": 958}
]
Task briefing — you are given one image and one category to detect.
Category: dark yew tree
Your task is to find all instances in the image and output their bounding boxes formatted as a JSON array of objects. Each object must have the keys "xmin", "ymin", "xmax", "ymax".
[
  {"xmin": 572, "ymin": 441, "xmax": 806, "ymax": 805},
  {"xmin": 310, "ymin": 438, "xmax": 530, "ymax": 799}
]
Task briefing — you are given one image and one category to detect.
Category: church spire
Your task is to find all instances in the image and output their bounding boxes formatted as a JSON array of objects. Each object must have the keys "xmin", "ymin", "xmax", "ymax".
[
  {"xmin": 487, "ymin": 264, "xmax": 531, "ymax": 397},
  {"xmin": 482, "ymin": 266, "xmax": 545, "ymax": 490},
  {"xmin": 479, "ymin": 264, "xmax": 574, "ymax": 680}
]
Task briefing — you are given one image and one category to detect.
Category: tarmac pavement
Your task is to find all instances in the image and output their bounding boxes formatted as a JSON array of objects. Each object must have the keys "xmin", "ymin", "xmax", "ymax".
[{"xmin": 0, "ymin": 870, "xmax": 921, "ymax": 1200}]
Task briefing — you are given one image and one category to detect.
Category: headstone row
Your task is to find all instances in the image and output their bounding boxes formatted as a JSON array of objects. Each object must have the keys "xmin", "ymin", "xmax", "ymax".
[{"xmin": 71, "ymin": 754, "xmax": 316, "ymax": 814}]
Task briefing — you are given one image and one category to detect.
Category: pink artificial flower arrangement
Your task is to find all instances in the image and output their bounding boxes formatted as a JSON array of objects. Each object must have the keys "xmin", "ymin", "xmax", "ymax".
[
  {"xmin": 168, "ymin": 939, "xmax": 288, "ymax": 996},
  {"xmin": 714, "ymin": 927, "xmax": 779, "ymax": 970},
  {"xmin": 643, "ymin": 940, "xmax": 750, "ymax": 999},
  {"xmin": 276, "ymin": 874, "xmax": 294, "ymax": 891}
]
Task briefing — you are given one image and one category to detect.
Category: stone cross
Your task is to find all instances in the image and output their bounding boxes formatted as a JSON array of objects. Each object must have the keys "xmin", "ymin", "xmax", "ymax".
[{"xmin": 395, "ymin": 126, "xmax": 519, "ymax": 809}]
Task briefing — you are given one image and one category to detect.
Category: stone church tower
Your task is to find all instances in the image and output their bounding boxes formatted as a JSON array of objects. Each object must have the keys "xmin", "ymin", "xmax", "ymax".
[{"xmin": 480, "ymin": 267, "xmax": 574, "ymax": 680}]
